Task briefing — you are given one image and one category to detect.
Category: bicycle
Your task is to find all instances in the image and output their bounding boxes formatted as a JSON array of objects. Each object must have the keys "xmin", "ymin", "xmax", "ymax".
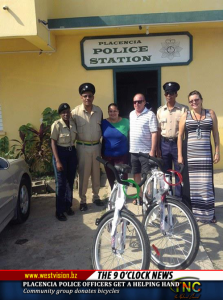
[
  {"xmin": 138, "ymin": 152, "xmax": 200, "ymax": 270},
  {"xmin": 91, "ymin": 156, "xmax": 150, "ymax": 270}
]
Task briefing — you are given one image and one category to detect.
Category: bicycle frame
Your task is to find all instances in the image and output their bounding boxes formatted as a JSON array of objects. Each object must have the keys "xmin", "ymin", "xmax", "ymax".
[
  {"xmin": 107, "ymin": 179, "xmax": 129, "ymax": 254},
  {"xmin": 142, "ymin": 168, "xmax": 177, "ymax": 234},
  {"xmin": 96, "ymin": 153, "xmax": 198, "ymax": 270},
  {"xmin": 107, "ymin": 179, "xmax": 127, "ymax": 210}
]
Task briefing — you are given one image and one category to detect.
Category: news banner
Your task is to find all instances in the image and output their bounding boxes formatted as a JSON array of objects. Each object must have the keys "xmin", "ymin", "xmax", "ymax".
[{"xmin": 1, "ymin": 270, "xmax": 223, "ymax": 299}]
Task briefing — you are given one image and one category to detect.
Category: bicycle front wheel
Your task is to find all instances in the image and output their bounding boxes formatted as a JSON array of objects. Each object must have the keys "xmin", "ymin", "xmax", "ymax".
[
  {"xmin": 92, "ymin": 210, "xmax": 150, "ymax": 270},
  {"xmin": 143, "ymin": 198, "xmax": 200, "ymax": 270}
]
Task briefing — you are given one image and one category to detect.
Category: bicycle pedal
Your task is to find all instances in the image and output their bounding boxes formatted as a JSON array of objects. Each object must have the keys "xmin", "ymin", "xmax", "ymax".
[
  {"xmin": 145, "ymin": 194, "xmax": 154, "ymax": 205},
  {"xmin": 112, "ymin": 247, "xmax": 116, "ymax": 254},
  {"xmin": 95, "ymin": 218, "xmax": 100, "ymax": 226}
]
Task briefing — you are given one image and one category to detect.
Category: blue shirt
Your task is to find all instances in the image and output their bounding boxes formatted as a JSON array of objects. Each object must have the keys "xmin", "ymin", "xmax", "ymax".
[{"xmin": 102, "ymin": 118, "xmax": 129, "ymax": 157}]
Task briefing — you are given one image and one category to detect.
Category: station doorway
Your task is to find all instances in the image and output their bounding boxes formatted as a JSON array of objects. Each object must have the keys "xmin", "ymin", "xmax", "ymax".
[{"xmin": 115, "ymin": 69, "xmax": 160, "ymax": 118}]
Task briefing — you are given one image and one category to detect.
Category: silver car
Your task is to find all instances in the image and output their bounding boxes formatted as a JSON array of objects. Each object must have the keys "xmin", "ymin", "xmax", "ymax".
[{"xmin": 0, "ymin": 157, "xmax": 32, "ymax": 233}]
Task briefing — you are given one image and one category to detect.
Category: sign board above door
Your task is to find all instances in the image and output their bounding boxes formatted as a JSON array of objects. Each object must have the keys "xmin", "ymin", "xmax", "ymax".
[{"xmin": 81, "ymin": 32, "xmax": 192, "ymax": 70}]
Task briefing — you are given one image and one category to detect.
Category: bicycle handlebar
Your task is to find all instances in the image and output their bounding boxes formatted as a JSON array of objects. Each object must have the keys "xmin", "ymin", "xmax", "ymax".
[
  {"xmin": 139, "ymin": 173, "xmax": 147, "ymax": 187},
  {"xmin": 138, "ymin": 152, "xmax": 184, "ymax": 174},
  {"xmin": 96, "ymin": 156, "xmax": 147, "ymax": 187},
  {"xmin": 139, "ymin": 152, "xmax": 165, "ymax": 172},
  {"xmin": 178, "ymin": 163, "xmax": 184, "ymax": 174},
  {"xmin": 96, "ymin": 156, "xmax": 129, "ymax": 186},
  {"xmin": 96, "ymin": 156, "xmax": 108, "ymax": 167}
]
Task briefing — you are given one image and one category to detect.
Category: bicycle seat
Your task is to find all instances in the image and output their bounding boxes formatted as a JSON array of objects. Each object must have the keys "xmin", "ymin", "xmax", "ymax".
[{"xmin": 114, "ymin": 164, "xmax": 131, "ymax": 174}]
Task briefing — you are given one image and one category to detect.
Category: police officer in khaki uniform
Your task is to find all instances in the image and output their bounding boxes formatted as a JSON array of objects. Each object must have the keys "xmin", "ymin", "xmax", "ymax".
[
  {"xmin": 72, "ymin": 83, "xmax": 104, "ymax": 211},
  {"xmin": 157, "ymin": 82, "xmax": 188, "ymax": 197},
  {"xmin": 51, "ymin": 103, "xmax": 78, "ymax": 221}
]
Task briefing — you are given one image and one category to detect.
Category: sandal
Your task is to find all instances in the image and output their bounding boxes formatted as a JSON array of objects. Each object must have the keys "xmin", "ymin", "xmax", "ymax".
[
  {"xmin": 210, "ymin": 216, "xmax": 217, "ymax": 224},
  {"xmin": 132, "ymin": 197, "xmax": 143, "ymax": 206},
  {"xmin": 198, "ymin": 220, "xmax": 209, "ymax": 224},
  {"xmin": 198, "ymin": 216, "xmax": 217, "ymax": 224}
]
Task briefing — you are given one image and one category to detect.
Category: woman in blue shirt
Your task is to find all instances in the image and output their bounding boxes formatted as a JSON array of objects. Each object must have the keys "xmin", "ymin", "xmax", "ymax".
[{"xmin": 102, "ymin": 103, "xmax": 130, "ymax": 189}]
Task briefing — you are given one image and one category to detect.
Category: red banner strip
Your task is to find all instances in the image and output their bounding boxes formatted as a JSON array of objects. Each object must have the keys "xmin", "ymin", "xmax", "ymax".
[{"xmin": 0, "ymin": 270, "xmax": 95, "ymax": 281}]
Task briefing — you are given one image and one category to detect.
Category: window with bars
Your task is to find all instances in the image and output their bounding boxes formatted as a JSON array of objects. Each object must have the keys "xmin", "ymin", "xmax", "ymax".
[{"xmin": 0, "ymin": 105, "xmax": 3, "ymax": 131}]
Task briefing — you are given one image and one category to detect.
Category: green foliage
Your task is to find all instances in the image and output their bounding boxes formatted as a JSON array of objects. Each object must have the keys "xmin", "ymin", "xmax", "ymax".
[
  {"xmin": 19, "ymin": 123, "xmax": 36, "ymax": 148},
  {"xmin": 0, "ymin": 136, "xmax": 9, "ymax": 157},
  {"xmin": 10, "ymin": 107, "xmax": 60, "ymax": 176},
  {"xmin": 5, "ymin": 146, "xmax": 17, "ymax": 159},
  {"xmin": 42, "ymin": 107, "xmax": 59, "ymax": 127},
  {"xmin": 0, "ymin": 136, "xmax": 17, "ymax": 159}
]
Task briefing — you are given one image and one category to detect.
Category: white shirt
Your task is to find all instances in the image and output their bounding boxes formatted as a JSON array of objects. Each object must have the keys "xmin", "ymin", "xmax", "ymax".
[{"xmin": 129, "ymin": 107, "xmax": 157, "ymax": 153}]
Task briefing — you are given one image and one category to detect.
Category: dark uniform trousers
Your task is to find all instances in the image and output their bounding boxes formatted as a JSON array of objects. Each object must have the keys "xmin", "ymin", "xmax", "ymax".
[
  {"xmin": 53, "ymin": 146, "xmax": 77, "ymax": 214},
  {"xmin": 161, "ymin": 138, "xmax": 181, "ymax": 197}
]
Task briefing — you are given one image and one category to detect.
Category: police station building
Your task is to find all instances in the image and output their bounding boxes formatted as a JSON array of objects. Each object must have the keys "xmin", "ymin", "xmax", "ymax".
[{"xmin": 0, "ymin": 0, "xmax": 222, "ymax": 168}]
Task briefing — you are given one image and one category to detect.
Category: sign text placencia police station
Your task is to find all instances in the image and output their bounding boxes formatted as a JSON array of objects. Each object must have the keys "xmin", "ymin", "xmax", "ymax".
[{"xmin": 81, "ymin": 33, "xmax": 192, "ymax": 69}]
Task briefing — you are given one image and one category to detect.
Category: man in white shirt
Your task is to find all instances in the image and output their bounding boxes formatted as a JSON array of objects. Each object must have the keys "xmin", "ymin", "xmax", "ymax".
[{"xmin": 129, "ymin": 93, "xmax": 158, "ymax": 204}]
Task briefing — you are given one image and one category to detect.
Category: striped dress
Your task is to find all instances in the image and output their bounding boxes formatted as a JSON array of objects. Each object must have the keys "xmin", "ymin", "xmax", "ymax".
[{"xmin": 182, "ymin": 109, "xmax": 215, "ymax": 222}]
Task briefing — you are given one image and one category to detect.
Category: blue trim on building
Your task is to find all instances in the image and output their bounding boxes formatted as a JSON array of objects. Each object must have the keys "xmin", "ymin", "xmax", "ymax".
[{"xmin": 48, "ymin": 10, "xmax": 223, "ymax": 29}]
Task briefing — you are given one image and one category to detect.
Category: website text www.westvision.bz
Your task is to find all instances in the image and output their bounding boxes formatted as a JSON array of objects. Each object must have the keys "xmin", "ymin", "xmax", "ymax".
[{"xmin": 24, "ymin": 272, "xmax": 78, "ymax": 280}]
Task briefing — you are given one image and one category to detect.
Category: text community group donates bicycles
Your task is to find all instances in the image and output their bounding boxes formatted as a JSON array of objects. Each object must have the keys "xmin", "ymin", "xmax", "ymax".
[{"xmin": 91, "ymin": 154, "xmax": 200, "ymax": 270}]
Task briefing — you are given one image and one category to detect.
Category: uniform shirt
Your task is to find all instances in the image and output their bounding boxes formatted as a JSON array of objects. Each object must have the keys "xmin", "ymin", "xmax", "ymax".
[
  {"xmin": 51, "ymin": 118, "xmax": 77, "ymax": 147},
  {"xmin": 157, "ymin": 101, "xmax": 188, "ymax": 138},
  {"xmin": 129, "ymin": 107, "xmax": 157, "ymax": 153},
  {"xmin": 71, "ymin": 104, "xmax": 102, "ymax": 142}
]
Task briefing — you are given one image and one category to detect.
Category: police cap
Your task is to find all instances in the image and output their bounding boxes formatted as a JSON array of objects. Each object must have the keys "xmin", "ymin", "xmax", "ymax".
[
  {"xmin": 58, "ymin": 103, "xmax": 70, "ymax": 114},
  {"xmin": 163, "ymin": 82, "xmax": 180, "ymax": 93},
  {"xmin": 79, "ymin": 83, "xmax": 95, "ymax": 95}
]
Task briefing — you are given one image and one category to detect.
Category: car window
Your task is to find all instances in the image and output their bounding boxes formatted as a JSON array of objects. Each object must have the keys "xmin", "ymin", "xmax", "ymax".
[{"xmin": 0, "ymin": 158, "xmax": 9, "ymax": 169}]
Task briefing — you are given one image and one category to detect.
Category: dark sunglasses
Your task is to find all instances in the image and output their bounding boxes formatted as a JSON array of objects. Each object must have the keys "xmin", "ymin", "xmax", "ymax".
[
  {"xmin": 165, "ymin": 91, "xmax": 176, "ymax": 96},
  {"xmin": 133, "ymin": 100, "xmax": 144, "ymax": 104},
  {"xmin": 189, "ymin": 99, "xmax": 200, "ymax": 104}
]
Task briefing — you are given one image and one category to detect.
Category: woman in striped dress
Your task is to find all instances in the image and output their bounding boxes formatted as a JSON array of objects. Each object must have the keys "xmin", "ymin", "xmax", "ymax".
[{"xmin": 178, "ymin": 90, "xmax": 220, "ymax": 223}]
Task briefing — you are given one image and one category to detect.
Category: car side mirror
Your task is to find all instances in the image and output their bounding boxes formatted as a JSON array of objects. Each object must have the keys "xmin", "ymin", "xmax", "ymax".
[{"xmin": 0, "ymin": 157, "xmax": 10, "ymax": 169}]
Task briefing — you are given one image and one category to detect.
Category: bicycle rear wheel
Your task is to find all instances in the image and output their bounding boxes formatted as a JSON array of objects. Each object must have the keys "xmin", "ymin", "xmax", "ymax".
[
  {"xmin": 143, "ymin": 198, "xmax": 200, "ymax": 270},
  {"xmin": 92, "ymin": 210, "xmax": 150, "ymax": 270}
]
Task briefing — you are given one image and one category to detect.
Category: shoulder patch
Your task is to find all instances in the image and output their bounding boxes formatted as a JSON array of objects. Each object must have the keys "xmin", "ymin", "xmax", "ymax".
[
  {"xmin": 93, "ymin": 104, "xmax": 102, "ymax": 112},
  {"xmin": 157, "ymin": 106, "xmax": 163, "ymax": 111},
  {"xmin": 54, "ymin": 119, "xmax": 61, "ymax": 125},
  {"xmin": 182, "ymin": 104, "xmax": 189, "ymax": 110}
]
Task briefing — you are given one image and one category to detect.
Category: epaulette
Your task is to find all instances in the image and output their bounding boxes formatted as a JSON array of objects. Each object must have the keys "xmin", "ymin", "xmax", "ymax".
[
  {"xmin": 181, "ymin": 104, "xmax": 189, "ymax": 110},
  {"xmin": 54, "ymin": 119, "xmax": 61, "ymax": 125}
]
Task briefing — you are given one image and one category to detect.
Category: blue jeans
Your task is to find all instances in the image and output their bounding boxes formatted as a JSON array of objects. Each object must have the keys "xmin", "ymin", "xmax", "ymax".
[
  {"xmin": 53, "ymin": 146, "xmax": 77, "ymax": 214},
  {"xmin": 161, "ymin": 139, "xmax": 182, "ymax": 197}
]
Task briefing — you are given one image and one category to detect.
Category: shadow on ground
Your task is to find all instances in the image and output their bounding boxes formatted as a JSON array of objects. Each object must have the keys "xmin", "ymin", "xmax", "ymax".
[{"xmin": 0, "ymin": 194, "xmax": 105, "ymax": 270}]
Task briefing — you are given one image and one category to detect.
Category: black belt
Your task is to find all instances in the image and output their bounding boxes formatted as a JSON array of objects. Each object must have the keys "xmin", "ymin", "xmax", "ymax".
[
  {"xmin": 162, "ymin": 137, "xmax": 178, "ymax": 143},
  {"xmin": 57, "ymin": 145, "xmax": 75, "ymax": 151}
]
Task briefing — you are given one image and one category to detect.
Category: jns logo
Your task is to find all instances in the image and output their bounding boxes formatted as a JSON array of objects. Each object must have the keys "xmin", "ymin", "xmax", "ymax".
[{"xmin": 170, "ymin": 277, "xmax": 201, "ymax": 299}]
